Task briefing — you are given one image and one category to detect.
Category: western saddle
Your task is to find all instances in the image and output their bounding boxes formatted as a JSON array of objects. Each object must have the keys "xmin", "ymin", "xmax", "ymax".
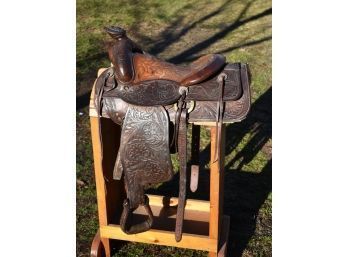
[{"xmin": 94, "ymin": 26, "xmax": 251, "ymax": 242}]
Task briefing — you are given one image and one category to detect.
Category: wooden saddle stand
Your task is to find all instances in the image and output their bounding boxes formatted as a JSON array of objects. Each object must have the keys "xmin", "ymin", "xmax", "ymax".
[{"xmin": 88, "ymin": 26, "xmax": 251, "ymax": 257}]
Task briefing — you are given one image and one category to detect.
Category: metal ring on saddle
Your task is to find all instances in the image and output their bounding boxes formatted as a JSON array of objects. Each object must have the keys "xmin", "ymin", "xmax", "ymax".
[
  {"xmin": 174, "ymin": 85, "xmax": 194, "ymax": 113},
  {"xmin": 178, "ymin": 86, "xmax": 188, "ymax": 96},
  {"xmin": 217, "ymin": 72, "xmax": 228, "ymax": 82},
  {"xmin": 174, "ymin": 100, "xmax": 195, "ymax": 113}
]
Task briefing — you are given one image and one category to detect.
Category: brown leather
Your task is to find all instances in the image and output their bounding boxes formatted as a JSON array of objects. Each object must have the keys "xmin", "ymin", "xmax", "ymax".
[
  {"xmin": 132, "ymin": 53, "xmax": 226, "ymax": 86},
  {"xmin": 115, "ymin": 105, "xmax": 173, "ymax": 234},
  {"xmin": 102, "ymin": 63, "xmax": 244, "ymax": 102},
  {"xmin": 175, "ymin": 107, "xmax": 187, "ymax": 242},
  {"xmin": 105, "ymin": 26, "xmax": 226, "ymax": 86},
  {"xmin": 96, "ymin": 63, "xmax": 251, "ymax": 124},
  {"xmin": 105, "ymin": 26, "xmax": 143, "ymax": 83}
]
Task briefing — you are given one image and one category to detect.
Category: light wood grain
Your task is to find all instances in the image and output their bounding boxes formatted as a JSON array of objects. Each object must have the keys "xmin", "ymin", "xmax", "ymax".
[
  {"xmin": 148, "ymin": 194, "xmax": 210, "ymax": 212},
  {"xmin": 131, "ymin": 199, "xmax": 210, "ymax": 233},
  {"xmin": 89, "ymin": 80, "xmax": 98, "ymax": 117},
  {"xmin": 100, "ymin": 225, "xmax": 218, "ymax": 252},
  {"xmin": 90, "ymin": 116, "xmax": 111, "ymax": 257},
  {"xmin": 90, "ymin": 229, "xmax": 105, "ymax": 257},
  {"xmin": 209, "ymin": 125, "xmax": 226, "ymax": 257}
]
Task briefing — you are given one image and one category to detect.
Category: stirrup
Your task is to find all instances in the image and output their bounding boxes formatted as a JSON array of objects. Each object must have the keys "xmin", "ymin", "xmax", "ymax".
[{"xmin": 120, "ymin": 195, "xmax": 154, "ymax": 234}]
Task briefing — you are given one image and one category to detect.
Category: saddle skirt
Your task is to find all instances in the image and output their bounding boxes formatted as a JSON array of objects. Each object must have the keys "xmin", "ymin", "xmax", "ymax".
[{"xmin": 114, "ymin": 105, "xmax": 174, "ymax": 210}]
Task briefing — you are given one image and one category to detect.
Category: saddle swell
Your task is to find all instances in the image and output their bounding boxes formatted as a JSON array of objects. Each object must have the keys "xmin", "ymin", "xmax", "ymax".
[{"xmin": 106, "ymin": 26, "xmax": 226, "ymax": 86}]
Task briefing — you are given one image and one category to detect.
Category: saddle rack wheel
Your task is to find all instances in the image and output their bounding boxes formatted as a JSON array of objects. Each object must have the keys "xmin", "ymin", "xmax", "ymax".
[{"xmin": 90, "ymin": 230, "xmax": 106, "ymax": 257}]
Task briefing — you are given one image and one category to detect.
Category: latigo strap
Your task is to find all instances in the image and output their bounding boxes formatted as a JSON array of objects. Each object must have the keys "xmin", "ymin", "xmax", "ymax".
[{"xmin": 175, "ymin": 107, "xmax": 188, "ymax": 242}]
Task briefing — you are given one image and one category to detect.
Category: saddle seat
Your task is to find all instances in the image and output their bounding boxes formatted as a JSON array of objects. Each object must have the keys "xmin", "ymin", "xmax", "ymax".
[
  {"xmin": 132, "ymin": 53, "xmax": 226, "ymax": 86},
  {"xmin": 105, "ymin": 26, "xmax": 226, "ymax": 87}
]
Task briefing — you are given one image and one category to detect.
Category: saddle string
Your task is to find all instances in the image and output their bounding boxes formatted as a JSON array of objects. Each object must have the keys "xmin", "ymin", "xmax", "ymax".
[
  {"xmin": 175, "ymin": 107, "xmax": 188, "ymax": 242},
  {"xmin": 213, "ymin": 73, "xmax": 227, "ymax": 163},
  {"xmin": 171, "ymin": 101, "xmax": 182, "ymax": 149}
]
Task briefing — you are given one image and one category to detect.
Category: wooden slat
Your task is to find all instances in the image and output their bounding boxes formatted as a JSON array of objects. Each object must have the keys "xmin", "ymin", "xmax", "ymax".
[
  {"xmin": 209, "ymin": 126, "xmax": 226, "ymax": 257},
  {"xmin": 130, "ymin": 201, "xmax": 210, "ymax": 235},
  {"xmin": 148, "ymin": 195, "xmax": 210, "ymax": 213},
  {"xmin": 192, "ymin": 122, "xmax": 233, "ymax": 126},
  {"xmin": 90, "ymin": 117, "xmax": 107, "ymax": 224},
  {"xmin": 89, "ymin": 80, "xmax": 98, "ymax": 117},
  {"xmin": 90, "ymin": 229, "xmax": 104, "ymax": 257},
  {"xmin": 89, "ymin": 68, "xmax": 120, "ymax": 257},
  {"xmin": 90, "ymin": 116, "xmax": 111, "ymax": 257},
  {"xmin": 100, "ymin": 225, "xmax": 218, "ymax": 252}
]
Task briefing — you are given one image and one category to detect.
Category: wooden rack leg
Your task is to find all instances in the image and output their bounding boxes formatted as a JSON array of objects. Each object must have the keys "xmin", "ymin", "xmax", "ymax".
[
  {"xmin": 90, "ymin": 117, "xmax": 111, "ymax": 257},
  {"xmin": 209, "ymin": 125, "xmax": 226, "ymax": 257},
  {"xmin": 91, "ymin": 229, "xmax": 105, "ymax": 257}
]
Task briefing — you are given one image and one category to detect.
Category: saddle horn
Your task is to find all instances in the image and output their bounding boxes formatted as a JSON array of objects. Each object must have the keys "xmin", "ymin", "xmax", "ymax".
[{"xmin": 104, "ymin": 26, "xmax": 126, "ymax": 39}]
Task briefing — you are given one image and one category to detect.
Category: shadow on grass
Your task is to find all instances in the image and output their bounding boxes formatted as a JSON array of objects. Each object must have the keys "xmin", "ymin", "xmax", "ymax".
[
  {"xmin": 147, "ymin": 87, "xmax": 272, "ymax": 256},
  {"xmin": 168, "ymin": 7, "xmax": 272, "ymax": 64},
  {"xmin": 226, "ymin": 160, "xmax": 271, "ymax": 257},
  {"xmin": 76, "ymin": 1, "xmax": 271, "ymax": 110}
]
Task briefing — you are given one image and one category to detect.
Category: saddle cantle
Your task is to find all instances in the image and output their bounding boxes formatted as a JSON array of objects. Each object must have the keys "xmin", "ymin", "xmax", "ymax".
[{"xmin": 95, "ymin": 26, "xmax": 251, "ymax": 242}]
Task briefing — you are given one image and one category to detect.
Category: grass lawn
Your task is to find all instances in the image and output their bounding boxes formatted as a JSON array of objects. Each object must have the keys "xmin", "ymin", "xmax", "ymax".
[{"xmin": 77, "ymin": 0, "xmax": 271, "ymax": 256}]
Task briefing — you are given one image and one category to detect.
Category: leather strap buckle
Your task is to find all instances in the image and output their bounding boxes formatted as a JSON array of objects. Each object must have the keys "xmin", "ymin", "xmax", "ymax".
[{"xmin": 173, "ymin": 100, "xmax": 195, "ymax": 113}]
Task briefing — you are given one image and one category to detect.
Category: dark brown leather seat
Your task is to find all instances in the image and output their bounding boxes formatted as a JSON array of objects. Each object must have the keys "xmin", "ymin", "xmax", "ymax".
[{"xmin": 105, "ymin": 26, "xmax": 226, "ymax": 86}]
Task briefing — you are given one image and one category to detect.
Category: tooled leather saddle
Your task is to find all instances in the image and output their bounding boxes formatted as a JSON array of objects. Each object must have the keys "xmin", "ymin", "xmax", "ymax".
[{"xmin": 94, "ymin": 26, "xmax": 251, "ymax": 242}]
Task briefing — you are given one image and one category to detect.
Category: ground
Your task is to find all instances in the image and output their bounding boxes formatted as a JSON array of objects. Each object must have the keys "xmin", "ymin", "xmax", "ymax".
[{"xmin": 77, "ymin": 0, "xmax": 272, "ymax": 256}]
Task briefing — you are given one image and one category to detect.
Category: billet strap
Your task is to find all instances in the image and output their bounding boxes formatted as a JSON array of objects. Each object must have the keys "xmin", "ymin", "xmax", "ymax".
[
  {"xmin": 190, "ymin": 124, "xmax": 200, "ymax": 192},
  {"xmin": 120, "ymin": 195, "xmax": 154, "ymax": 234},
  {"xmin": 175, "ymin": 107, "xmax": 188, "ymax": 242}
]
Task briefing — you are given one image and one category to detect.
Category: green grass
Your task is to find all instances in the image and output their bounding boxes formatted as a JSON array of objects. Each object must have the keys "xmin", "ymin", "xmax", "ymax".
[{"xmin": 77, "ymin": 0, "xmax": 271, "ymax": 256}]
